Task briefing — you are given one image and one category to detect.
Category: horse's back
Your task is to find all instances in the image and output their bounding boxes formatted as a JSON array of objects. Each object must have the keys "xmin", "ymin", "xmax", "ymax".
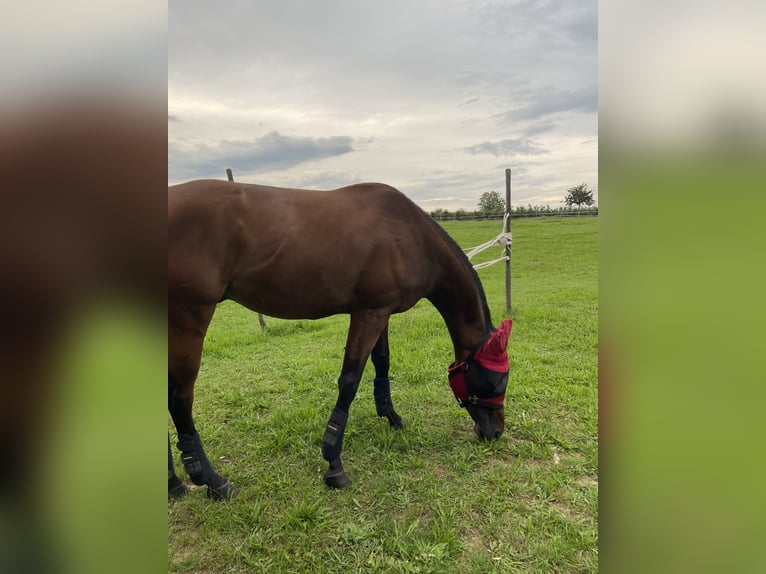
[
  {"xmin": 168, "ymin": 179, "xmax": 438, "ymax": 318},
  {"xmin": 170, "ymin": 180, "xmax": 413, "ymax": 228}
]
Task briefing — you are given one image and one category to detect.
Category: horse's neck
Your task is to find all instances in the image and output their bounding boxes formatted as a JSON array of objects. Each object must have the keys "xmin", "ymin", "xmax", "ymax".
[{"xmin": 428, "ymin": 249, "xmax": 491, "ymax": 363}]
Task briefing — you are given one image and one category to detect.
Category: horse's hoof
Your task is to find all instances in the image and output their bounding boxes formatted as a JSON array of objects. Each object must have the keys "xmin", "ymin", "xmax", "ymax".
[
  {"xmin": 168, "ymin": 480, "xmax": 191, "ymax": 499},
  {"xmin": 389, "ymin": 416, "xmax": 406, "ymax": 430},
  {"xmin": 207, "ymin": 479, "xmax": 236, "ymax": 500},
  {"xmin": 324, "ymin": 469, "xmax": 352, "ymax": 489}
]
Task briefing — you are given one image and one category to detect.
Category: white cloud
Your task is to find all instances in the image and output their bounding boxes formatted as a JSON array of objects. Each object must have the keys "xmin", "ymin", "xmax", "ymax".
[
  {"xmin": 168, "ymin": 132, "xmax": 355, "ymax": 180},
  {"xmin": 463, "ymin": 139, "xmax": 549, "ymax": 157},
  {"xmin": 169, "ymin": 0, "xmax": 597, "ymax": 208}
]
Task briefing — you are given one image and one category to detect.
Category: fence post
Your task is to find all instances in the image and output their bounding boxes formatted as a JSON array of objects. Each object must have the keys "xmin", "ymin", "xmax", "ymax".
[
  {"xmin": 505, "ymin": 168, "xmax": 512, "ymax": 315},
  {"xmin": 226, "ymin": 168, "xmax": 267, "ymax": 331}
]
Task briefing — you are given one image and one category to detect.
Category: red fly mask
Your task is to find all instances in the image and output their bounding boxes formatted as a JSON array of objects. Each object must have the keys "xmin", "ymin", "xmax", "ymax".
[{"xmin": 448, "ymin": 319, "xmax": 512, "ymax": 409}]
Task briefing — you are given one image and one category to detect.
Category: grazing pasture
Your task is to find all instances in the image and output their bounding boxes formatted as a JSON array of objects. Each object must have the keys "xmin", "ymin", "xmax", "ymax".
[{"xmin": 169, "ymin": 215, "xmax": 598, "ymax": 573}]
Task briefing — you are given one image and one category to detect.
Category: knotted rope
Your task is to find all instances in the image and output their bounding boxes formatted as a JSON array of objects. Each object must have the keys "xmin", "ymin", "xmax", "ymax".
[{"xmin": 464, "ymin": 212, "xmax": 512, "ymax": 270}]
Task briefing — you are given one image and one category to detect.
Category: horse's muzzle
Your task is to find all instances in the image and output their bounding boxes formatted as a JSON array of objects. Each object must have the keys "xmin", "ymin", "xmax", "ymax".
[
  {"xmin": 469, "ymin": 405, "xmax": 505, "ymax": 440},
  {"xmin": 474, "ymin": 423, "xmax": 504, "ymax": 440}
]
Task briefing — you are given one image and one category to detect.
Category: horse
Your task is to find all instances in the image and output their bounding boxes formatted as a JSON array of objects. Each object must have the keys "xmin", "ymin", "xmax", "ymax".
[{"xmin": 168, "ymin": 179, "xmax": 513, "ymax": 498}]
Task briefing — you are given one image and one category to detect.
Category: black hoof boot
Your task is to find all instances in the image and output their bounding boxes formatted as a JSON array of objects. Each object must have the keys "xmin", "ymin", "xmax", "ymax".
[
  {"xmin": 324, "ymin": 458, "xmax": 352, "ymax": 489},
  {"xmin": 324, "ymin": 468, "xmax": 352, "ymax": 489},
  {"xmin": 206, "ymin": 475, "xmax": 236, "ymax": 500},
  {"xmin": 168, "ymin": 476, "xmax": 190, "ymax": 499}
]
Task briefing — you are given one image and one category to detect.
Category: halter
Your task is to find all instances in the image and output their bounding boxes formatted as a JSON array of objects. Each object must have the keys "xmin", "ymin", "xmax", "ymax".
[{"xmin": 447, "ymin": 324, "xmax": 510, "ymax": 409}]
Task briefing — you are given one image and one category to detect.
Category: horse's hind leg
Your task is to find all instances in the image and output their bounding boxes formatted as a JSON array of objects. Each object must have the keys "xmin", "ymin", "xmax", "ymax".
[
  {"xmin": 371, "ymin": 326, "xmax": 404, "ymax": 429},
  {"xmin": 322, "ymin": 310, "xmax": 390, "ymax": 489},
  {"xmin": 168, "ymin": 307, "xmax": 235, "ymax": 500}
]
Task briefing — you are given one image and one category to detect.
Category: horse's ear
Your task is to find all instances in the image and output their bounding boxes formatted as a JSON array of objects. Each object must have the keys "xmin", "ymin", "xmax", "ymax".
[
  {"xmin": 473, "ymin": 319, "xmax": 512, "ymax": 371},
  {"xmin": 486, "ymin": 319, "xmax": 512, "ymax": 355}
]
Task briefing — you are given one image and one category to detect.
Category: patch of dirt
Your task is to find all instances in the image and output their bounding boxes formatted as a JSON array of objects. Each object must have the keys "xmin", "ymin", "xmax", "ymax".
[
  {"xmin": 553, "ymin": 500, "xmax": 577, "ymax": 521},
  {"xmin": 172, "ymin": 544, "xmax": 193, "ymax": 563},
  {"xmin": 576, "ymin": 475, "xmax": 598, "ymax": 488}
]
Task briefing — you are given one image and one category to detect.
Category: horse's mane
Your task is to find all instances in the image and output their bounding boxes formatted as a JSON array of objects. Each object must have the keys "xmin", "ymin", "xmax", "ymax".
[{"xmin": 419, "ymin": 208, "xmax": 494, "ymax": 333}]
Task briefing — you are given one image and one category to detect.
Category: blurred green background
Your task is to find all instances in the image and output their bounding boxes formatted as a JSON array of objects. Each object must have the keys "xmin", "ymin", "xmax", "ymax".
[
  {"xmin": 43, "ymin": 302, "xmax": 166, "ymax": 574},
  {"xmin": 599, "ymin": 1, "xmax": 766, "ymax": 571},
  {"xmin": 600, "ymin": 153, "xmax": 766, "ymax": 573}
]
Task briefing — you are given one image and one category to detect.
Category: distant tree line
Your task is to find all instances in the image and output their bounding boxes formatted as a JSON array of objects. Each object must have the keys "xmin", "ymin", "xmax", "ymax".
[
  {"xmin": 429, "ymin": 204, "xmax": 598, "ymax": 221},
  {"xmin": 429, "ymin": 184, "xmax": 597, "ymax": 221}
]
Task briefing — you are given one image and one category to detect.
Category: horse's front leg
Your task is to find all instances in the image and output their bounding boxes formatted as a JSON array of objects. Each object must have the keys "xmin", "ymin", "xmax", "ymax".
[
  {"xmin": 169, "ymin": 374, "xmax": 235, "ymax": 500},
  {"xmin": 322, "ymin": 311, "xmax": 389, "ymax": 489},
  {"xmin": 168, "ymin": 312, "xmax": 235, "ymax": 500},
  {"xmin": 371, "ymin": 326, "xmax": 405, "ymax": 429}
]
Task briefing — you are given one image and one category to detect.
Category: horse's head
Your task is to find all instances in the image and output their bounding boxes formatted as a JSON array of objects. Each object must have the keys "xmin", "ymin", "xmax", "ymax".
[{"xmin": 448, "ymin": 319, "xmax": 512, "ymax": 440}]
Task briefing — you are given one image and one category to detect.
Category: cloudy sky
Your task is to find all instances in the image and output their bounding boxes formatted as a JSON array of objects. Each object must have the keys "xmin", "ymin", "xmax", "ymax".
[{"xmin": 169, "ymin": 0, "xmax": 597, "ymax": 211}]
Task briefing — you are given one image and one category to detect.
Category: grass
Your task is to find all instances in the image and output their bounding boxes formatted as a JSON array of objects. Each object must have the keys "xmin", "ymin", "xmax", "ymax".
[{"xmin": 168, "ymin": 216, "xmax": 598, "ymax": 573}]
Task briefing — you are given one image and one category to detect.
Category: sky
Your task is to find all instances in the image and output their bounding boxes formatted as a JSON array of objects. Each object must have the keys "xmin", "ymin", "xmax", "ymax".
[{"xmin": 168, "ymin": 0, "xmax": 597, "ymax": 211}]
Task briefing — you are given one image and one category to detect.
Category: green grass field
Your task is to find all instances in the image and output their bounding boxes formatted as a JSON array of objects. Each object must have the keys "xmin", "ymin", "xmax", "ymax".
[{"xmin": 168, "ymin": 216, "xmax": 598, "ymax": 573}]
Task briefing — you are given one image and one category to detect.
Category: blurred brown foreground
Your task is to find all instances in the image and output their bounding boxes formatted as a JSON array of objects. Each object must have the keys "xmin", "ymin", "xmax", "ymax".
[{"xmin": 0, "ymin": 97, "xmax": 166, "ymax": 574}]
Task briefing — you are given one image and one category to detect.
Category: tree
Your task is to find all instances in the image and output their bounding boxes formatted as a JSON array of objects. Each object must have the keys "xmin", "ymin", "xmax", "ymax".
[
  {"xmin": 563, "ymin": 183, "xmax": 595, "ymax": 209},
  {"xmin": 478, "ymin": 190, "xmax": 505, "ymax": 215}
]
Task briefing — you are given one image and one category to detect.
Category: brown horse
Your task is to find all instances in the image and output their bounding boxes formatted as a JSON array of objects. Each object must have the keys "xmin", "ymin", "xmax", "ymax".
[{"xmin": 168, "ymin": 179, "xmax": 512, "ymax": 497}]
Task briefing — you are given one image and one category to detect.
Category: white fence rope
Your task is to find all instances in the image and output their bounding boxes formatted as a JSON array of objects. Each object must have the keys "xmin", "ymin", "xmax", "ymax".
[{"xmin": 464, "ymin": 212, "xmax": 512, "ymax": 270}]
